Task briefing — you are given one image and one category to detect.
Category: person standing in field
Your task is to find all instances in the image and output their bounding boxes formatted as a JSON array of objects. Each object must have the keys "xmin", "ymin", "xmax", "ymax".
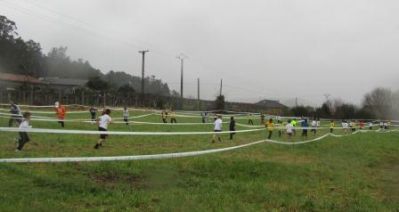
[
  {"xmin": 248, "ymin": 114, "xmax": 254, "ymax": 125},
  {"xmin": 89, "ymin": 106, "xmax": 97, "ymax": 122},
  {"xmin": 286, "ymin": 119, "xmax": 294, "ymax": 139},
  {"xmin": 94, "ymin": 109, "xmax": 112, "ymax": 149},
  {"xmin": 265, "ymin": 118, "xmax": 274, "ymax": 139},
  {"xmin": 16, "ymin": 112, "xmax": 32, "ymax": 152},
  {"xmin": 301, "ymin": 118, "xmax": 308, "ymax": 137},
  {"xmin": 54, "ymin": 101, "xmax": 66, "ymax": 128},
  {"xmin": 123, "ymin": 106, "xmax": 129, "ymax": 125},
  {"xmin": 350, "ymin": 120, "xmax": 356, "ymax": 132},
  {"xmin": 8, "ymin": 101, "xmax": 21, "ymax": 127},
  {"xmin": 170, "ymin": 109, "xmax": 177, "ymax": 123},
  {"xmin": 212, "ymin": 115, "xmax": 223, "ymax": 143},
  {"xmin": 229, "ymin": 116, "xmax": 236, "ymax": 140},
  {"xmin": 330, "ymin": 120, "xmax": 335, "ymax": 133}
]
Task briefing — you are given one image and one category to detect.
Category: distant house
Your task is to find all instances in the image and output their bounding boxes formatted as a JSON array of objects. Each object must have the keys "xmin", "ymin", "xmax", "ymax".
[
  {"xmin": 0, "ymin": 72, "xmax": 88, "ymax": 104},
  {"xmin": 39, "ymin": 77, "xmax": 88, "ymax": 93}
]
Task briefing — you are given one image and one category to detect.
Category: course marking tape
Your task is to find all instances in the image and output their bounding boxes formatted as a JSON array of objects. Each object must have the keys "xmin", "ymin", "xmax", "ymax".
[
  {"xmin": 1, "ymin": 130, "xmax": 397, "ymax": 163},
  {"xmin": 0, "ymin": 127, "xmax": 264, "ymax": 136}
]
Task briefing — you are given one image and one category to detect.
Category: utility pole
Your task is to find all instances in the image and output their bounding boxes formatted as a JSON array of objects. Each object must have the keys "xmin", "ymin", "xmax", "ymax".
[
  {"xmin": 219, "ymin": 79, "xmax": 223, "ymax": 96},
  {"xmin": 176, "ymin": 54, "xmax": 187, "ymax": 99},
  {"xmin": 197, "ymin": 78, "xmax": 200, "ymax": 110},
  {"xmin": 139, "ymin": 50, "xmax": 149, "ymax": 102}
]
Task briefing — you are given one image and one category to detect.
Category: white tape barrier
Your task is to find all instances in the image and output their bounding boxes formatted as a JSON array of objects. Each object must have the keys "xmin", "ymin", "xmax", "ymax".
[
  {"xmin": 0, "ymin": 127, "xmax": 264, "ymax": 136},
  {"xmin": 0, "ymin": 113, "xmax": 156, "ymax": 122},
  {"xmin": 0, "ymin": 140, "xmax": 266, "ymax": 163},
  {"xmin": 1, "ymin": 129, "xmax": 397, "ymax": 163}
]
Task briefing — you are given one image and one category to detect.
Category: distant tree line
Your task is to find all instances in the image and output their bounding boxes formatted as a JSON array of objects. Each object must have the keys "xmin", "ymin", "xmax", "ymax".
[
  {"xmin": 290, "ymin": 88, "xmax": 399, "ymax": 120},
  {"xmin": 0, "ymin": 15, "xmax": 175, "ymax": 97}
]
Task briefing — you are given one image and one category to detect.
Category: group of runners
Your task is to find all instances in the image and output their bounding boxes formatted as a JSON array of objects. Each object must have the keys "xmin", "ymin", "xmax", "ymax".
[{"xmin": 4, "ymin": 102, "xmax": 395, "ymax": 151}]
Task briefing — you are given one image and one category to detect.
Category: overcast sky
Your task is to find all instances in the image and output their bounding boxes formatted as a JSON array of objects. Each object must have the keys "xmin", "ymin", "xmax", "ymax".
[{"xmin": 1, "ymin": 0, "xmax": 398, "ymax": 106}]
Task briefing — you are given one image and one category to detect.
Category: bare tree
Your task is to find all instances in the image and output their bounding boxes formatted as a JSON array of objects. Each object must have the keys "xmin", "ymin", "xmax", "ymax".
[{"xmin": 362, "ymin": 88, "xmax": 393, "ymax": 119}]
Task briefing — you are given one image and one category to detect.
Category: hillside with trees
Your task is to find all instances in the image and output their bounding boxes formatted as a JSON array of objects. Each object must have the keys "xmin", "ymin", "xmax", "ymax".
[{"xmin": 0, "ymin": 15, "xmax": 172, "ymax": 96}]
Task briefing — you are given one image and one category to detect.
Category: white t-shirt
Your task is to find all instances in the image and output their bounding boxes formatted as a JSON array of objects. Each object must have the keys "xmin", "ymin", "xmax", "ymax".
[
  {"xmin": 286, "ymin": 123, "xmax": 294, "ymax": 134},
  {"xmin": 19, "ymin": 119, "xmax": 31, "ymax": 130},
  {"xmin": 311, "ymin": 120, "xmax": 317, "ymax": 127},
  {"xmin": 214, "ymin": 118, "xmax": 222, "ymax": 131},
  {"xmin": 99, "ymin": 114, "xmax": 112, "ymax": 129},
  {"xmin": 123, "ymin": 109, "xmax": 129, "ymax": 118},
  {"xmin": 342, "ymin": 122, "xmax": 348, "ymax": 129}
]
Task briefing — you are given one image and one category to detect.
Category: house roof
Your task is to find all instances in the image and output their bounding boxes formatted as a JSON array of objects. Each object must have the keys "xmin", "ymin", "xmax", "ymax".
[
  {"xmin": 39, "ymin": 77, "xmax": 88, "ymax": 86},
  {"xmin": 255, "ymin": 99, "xmax": 287, "ymax": 108},
  {"xmin": 0, "ymin": 72, "xmax": 42, "ymax": 84}
]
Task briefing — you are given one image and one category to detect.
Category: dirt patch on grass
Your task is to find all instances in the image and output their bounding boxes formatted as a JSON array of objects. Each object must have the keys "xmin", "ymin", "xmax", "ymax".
[
  {"xmin": 232, "ymin": 150, "xmax": 315, "ymax": 165},
  {"xmin": 88, "ymin": 172, "xmax": 146, "ymax": 189}
]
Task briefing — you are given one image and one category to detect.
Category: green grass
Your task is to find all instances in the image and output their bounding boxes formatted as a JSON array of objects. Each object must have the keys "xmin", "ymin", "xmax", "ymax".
[{"xmin": 0, "ymin": 110, "xmax": 398, "ymax": 211}]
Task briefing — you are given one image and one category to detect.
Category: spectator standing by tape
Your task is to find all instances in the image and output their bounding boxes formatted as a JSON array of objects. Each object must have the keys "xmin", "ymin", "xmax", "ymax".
[
  {"xmin": 123, "ymin": 106, "xmax": 129, "ymax": 125},
  {"xmin": 94, "ymin": 109, "xmax": 112, "ymax": 149},
  {"xmin": 8, "ymin": 101, "xmax": 21, "ymax": 127},
  {"xmin": 16, "ymin": 112, "xmax": 32, "ymax": 152},
  {"xmin": 229, "ymin": 116, "xmax": 236, "ymax": 140},
  {"xmin": 212, "ymin": 115, "xmax": 223, "ymax": 143},
  {"xmin": 54, "ymin": 101, "xmax": 66, "ymax": 128}
]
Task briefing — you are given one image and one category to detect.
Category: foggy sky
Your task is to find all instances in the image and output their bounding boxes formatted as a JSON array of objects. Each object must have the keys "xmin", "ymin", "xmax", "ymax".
[{"xmin": 1, "ymin": 0, "xmax": 398, "ymax": 106}]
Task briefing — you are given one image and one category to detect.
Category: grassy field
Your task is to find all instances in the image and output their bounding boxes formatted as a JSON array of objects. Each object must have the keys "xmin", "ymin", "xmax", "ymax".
[{"xmin": 0, "ymin": 108, "xmax": 398, "ymax": 211}]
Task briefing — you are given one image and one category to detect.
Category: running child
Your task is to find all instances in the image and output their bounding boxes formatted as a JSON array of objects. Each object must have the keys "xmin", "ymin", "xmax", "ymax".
[
  {"xmin": 123, "ymin": 106, "xmax": 129, "ymax": 125},
  {"xmin": 286, "ymin": 119, "xmax": 294, "ymax": 139},
  {"xmin": 170, "ymin": 109, "xmax": 177, "ymax": 123},
  {"xmin": 16, "ymin": 112, "xmax": 32, "ymax": 152},
  {"xmin": 94, "ymin": 109, "xmax": 112, "ymax": 149},
  {"xmin": 55, "ymin": 101, "xmax": 66, "ymax": 128},
  {"xmin": 248, "ymin": 114, "xmax": 254, "ymax": 125},
  {"xmin": 8, "ymin": 101, "xmax": 21, "ymax": 127},
  {"xmin": 301, "ymin": 119, "xmax": 308, "ymax": 137},
  {"xmin": 229, "ymin": 116, "xmax": 236, "ymax": 140},
  {"xmin": 161, "ymin": 110, "xmax": 168, "ymax": 123},
  {"xmin": 212, "ymin": 115, "xmax": 223, "ymax": 143},
  {"xmin": 89, "ymin": 106, "xmax": 97, "ymax": 122},
  {"xmin": 330, "ymin": 120, "xmax": 335, "ymax": 133},
  {"xmin": 311, "ymin": 119, "xmax": 317, "ymax": 135},
  {"xmin": 266, "ymin": 118, "xmax": 274, "ymax": 139}
]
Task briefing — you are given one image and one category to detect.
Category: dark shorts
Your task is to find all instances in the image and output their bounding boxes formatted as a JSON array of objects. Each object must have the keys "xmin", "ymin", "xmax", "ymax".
[
  {"xmin": 19, "ymin": 132, "xmax": 30, "ymax": 143},
  {"xmin": 99, "ymin": 127, "xmax": 108, "ymax": 139}
]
